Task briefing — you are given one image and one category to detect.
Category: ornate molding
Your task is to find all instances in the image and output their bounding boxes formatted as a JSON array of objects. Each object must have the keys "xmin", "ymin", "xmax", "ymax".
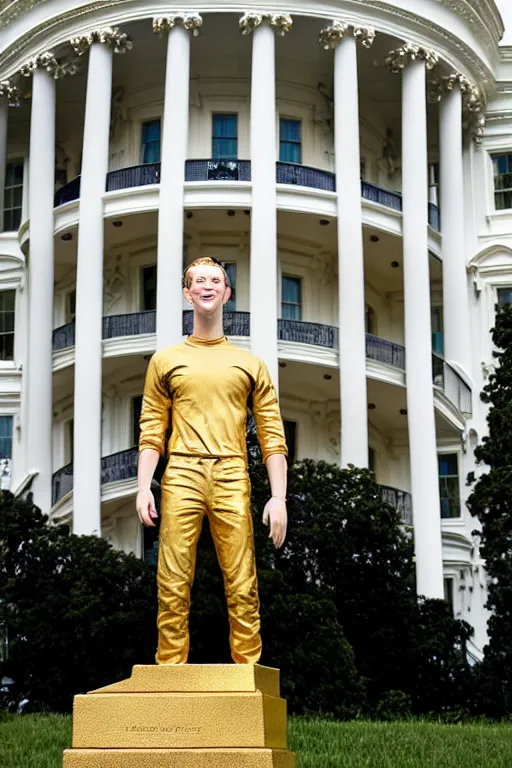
[
  {"xmin": 70, "ymin": 27, "xmax": 133, "ymax": 55},
  {"xmin": 239, "ymin": 12, "xmax": 293, "ymax": 36},
  {"xmin": 318, "ymin": 21, "xmax": 375, "ymax": 50},
  {"xmin": 0, "ymin": 1, "xmax": 494, "ymax": 90},
  {"xmin": 385, "ymin": 43, "xmax": 439, "ymax": 73},
  {"xmin": 0, "ymin": 80, "xmax": 21, "ymax": 107},
  {"xmin": 429, "ymin": 72, "xmax": 486, "ymax": 145},
  {"xmin": 19, "ymin": 51, "xmax": 80, "ymax": 79},
  {"xmin": 152, "ymin": 13, "xmax": 203, "ymax": 36}
]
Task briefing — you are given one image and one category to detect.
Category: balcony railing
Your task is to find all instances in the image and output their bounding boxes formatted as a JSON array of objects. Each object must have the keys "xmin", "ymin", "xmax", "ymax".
[
  {"xmin": 185, "ymin": 160, "xmax": 251, "ymax": 182},
  {"xmin": 276, "ymin": 162, "xmax": 336, "ymax": 191},
  {"xmin": 278, "ymin": 318, "xmax": 338, "ymax": 348},
  {"xmin": 53, "ymin": 321, "xmax": 75, "ymax": 351},
  {"xmin": 103, "ymin": 311, "xmax": 156, "ymax": 339},
  {"xmin": 379, "ymin": 485, "xmax": 413, "ymax": 526},
  {"xmin": 52, "ymin": 163, "xmax": 441, "ymax": 231},
  {"xmin": 54, "ymin": 176, "xmax": 81, "ymax": 207},
  {"xmin": 52, "ymin": 448, "xmax": 139, "ymax": 505},
  {"xmin": 361, "ymin": 180, "xmax": 402, "ymax": 211},
  {"xmin": 52, "ymin": 461, "xmax": 73, "ymax": 505},
  {"xmin": 366, "ymin": 334, "xmax": 405, "ymax": 369},
  {"xmin": 101, "ymin": 447, "xmax": 138, "ymax": 485},
  {"xmin": 432, "ymin": 353, "xmax": 472, "ymax": 415},
  {"xmin": 107, "ymin": 163, "xmax": 160, "ymax": 191}
]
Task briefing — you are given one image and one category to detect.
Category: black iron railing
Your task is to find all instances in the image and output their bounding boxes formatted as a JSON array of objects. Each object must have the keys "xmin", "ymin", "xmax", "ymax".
[
  {"xmin": 182, "ymin": 310, "xmax": 250, "ymax": 336},
  {"xmin": 366, "ymin": 334, "xmax": 405, "ymax": 369},
  {"xmin": 101, "ymin": 448, "xmax": 138, "ymax": 484},
  {"xmin": 185, "ymin": 160, "xmax": 251, "ymax": 182},
  {"xmin": 379, "ymin": 485, "xmax": 413, "ymax": 526},
  {"xmin": 52, "ymin": 321, "xmax": 75, "ymax": 351},
  {"xmin": 432, "ymin": 353, "xmax": 472, "ymax": 415},
  {"xmin": 103, "ymin": 311, "xmax": 156, "ymax": 339},
  {"xmin": 276, "ymin": 162, "xmax": 336, "ymax": 191},
  {"xmin": 107, "ymin": 163, "xmax": 160, "ymax": 191},
  {"xmin": 52, "ymin": 461, "xmax": 73, "ymax": 505},
  {"xmin": 54, "ymin": 176, "xmax": 81, "ymax": 207},
  {"xmin": 279, "ymin": 319, "xmax": 338, "ymax": 349},
  {"xmin": 361, "ymin": 180, "xmax": 402, "ymax": 211},
  {"xmin": 52, "ymin": 448, "xmax": 139, "ymax": 505}
]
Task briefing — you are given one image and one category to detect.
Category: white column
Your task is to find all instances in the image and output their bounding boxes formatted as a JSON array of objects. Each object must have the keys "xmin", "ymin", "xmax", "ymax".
[
  {"xmin": 401, "ymin": 56, "xmax": 444, "ymax": 599},
  {"xmin": 334, "ymin": 34, "xmax": 368, "ymax": 468},
  {"xmin": 156, "ymin": 20, "xmax": 194, "ymax": 348},
  {"xmin": 26, "ymin": 69, "xmax": 56, "ymax": 513},
  {"xmin": 246, "ymin": 18, "xmax": 281, "ymax": 389},
  {"xmin": 73, "ymin": 42, "xmax": 113, "ymax": 536},
  {"xmin": 439, "ymin": 84, "xmax": 471, "ymax": 378},
  {"xmin": 0, "ymin": 100, "xmax": 8, "ymax": 231}
]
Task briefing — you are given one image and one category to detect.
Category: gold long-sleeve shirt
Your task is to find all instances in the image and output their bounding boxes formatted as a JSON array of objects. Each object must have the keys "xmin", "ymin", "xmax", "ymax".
[{"xmin": 139, "ymin": 335, "xmax": 288, "ymax": 464}]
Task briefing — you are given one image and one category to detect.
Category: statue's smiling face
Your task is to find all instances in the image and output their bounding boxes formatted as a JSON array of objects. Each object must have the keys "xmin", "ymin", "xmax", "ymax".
[{"xmin": 184, "ymin": 265, "xmax": 231, "ymax": 315}]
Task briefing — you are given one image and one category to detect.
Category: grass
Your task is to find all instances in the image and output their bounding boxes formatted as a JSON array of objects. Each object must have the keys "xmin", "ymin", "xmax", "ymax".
[{"xmin": 2, "ymin": 714, "xmax": 512, "ymax": 767}]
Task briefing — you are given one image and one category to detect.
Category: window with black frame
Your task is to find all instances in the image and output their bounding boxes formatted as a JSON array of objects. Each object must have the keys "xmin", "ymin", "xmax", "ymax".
[
  {"xmin": 0, "ymin": 291, "xmax": 15, "ymax": 361},
  {"xmin": 438, "ymin": 453, "xmax": 460, "ymax": 519},
  {"xmin": 493, "ymin": 154, "xmax": 512, "ymax": 210},
  {"xmin": 212, "ymin": 114, "xmax": 238, "ymax": 160},
  {"xmin": 281, "ymin": 276, "xmax": 302, "ymax": 321},
  {"xmin": 141, "ymin": 120, "xmax": 161, "ymax": 164},
  {"xmin": 3, "ymin": 160, "xmax": 23, "ymax": 232}
]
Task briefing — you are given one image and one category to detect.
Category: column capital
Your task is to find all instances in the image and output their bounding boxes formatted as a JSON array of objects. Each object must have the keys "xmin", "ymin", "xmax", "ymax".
[
  {"xmin": 0, "ymin": 80, "xmax": 21, "ymax": 107},
  {"xmin": 318, "ymin": 21, "xmax": 375, "ymax": 50},
  {"xmin": 239, "ymin": 12, "xmax": 293, "ymax": 36},
  {"xmin": 19, "ymin": 51, "xmax": 80, "ymax": 79},
  {"xmin": 428, "ymin": 72, "xmax": 485, "ymax": 145},
  {"xmin": 71, "ymin": 27, "xmax": 133, "ymax": 56},
  {"xmin": 385, "ymin": 43, "xmax": 439, "ymax": 74},
  {"xmin": 153, "ymin": 13, "xmax": 203, "ymax": 35}
]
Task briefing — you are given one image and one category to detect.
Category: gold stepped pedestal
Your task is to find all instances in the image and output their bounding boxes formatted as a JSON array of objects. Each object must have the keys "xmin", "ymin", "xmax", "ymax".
[{"xmin": 63, "ymin": 664, "xmax": 295, "ymax": 767}]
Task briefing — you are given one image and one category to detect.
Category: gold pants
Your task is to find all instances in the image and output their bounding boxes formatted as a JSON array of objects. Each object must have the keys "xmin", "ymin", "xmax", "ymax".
[{"xmin": 156, "ymin": 454, "xmax": 261, "ymax": 665}]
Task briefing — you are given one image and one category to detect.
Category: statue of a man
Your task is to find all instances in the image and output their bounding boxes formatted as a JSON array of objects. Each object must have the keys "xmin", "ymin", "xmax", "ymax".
[{"xmin": 136, "ymin": 257, "xmax": 288, "ymax": 664}]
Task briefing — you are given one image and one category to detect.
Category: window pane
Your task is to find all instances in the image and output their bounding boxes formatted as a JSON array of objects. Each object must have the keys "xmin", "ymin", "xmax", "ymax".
[
  {"xmin": 280, "ymin": 142, "xmax": 302, "ymax": 164},
  {"xmin": 282, "ymin": 303, "xmax": 301, "ymax": 321},
  {"xmin": 213, "ymin": 114, "xmax": 237, "ymax": 139},
  {"xmin": 438, "ymin": 453, "xmax": 460, "ymax": 519},
  {"xmin": 498, "ymin": 288, "xmax": 512, "ymax": 306},
  {"xmin": 13, "ymin": 163, "xmax": 23, "ymax": 185},
  {"xmin": 3, "ymin": 291, "xmax": 15, "ymax": 312},
  {"xmin": 212, "ymin": 138, "xmax": 238, "ymax": 160},
  {"xmin": 13, "ymin": 186, "xmax": 22, "ymax": 208},
  {"xmin": 282, "ymin": 277, "xmax": 301, "ymax": 304},
  {"xmin": 280, "ymin": 119, "xmax": 301, "ymax": 142},
  {"xmin": 141, "ymin": 120, "xmax": 161, "ymax": 164}
]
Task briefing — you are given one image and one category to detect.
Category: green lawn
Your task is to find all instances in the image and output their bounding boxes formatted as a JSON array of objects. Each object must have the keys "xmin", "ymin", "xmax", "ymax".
[{"xmin": 1, "ymin": 714, "xmax": 512, "ymax": 767}]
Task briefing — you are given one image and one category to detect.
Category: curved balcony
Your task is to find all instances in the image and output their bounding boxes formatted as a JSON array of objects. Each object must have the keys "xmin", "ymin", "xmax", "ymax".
[
  {"xmin": 276, "ymin": 162, "xmax": 335, "ymax": 191},
  {"xmin": 52, "ymin": 446, "xmax": 412, "ymax": 524},
  {"xmin": 52, "ymin": 162, "xmax": 440, "ymax": 232},
  {"xmin": 52, "ymin": 447, "xmax": 138, "ymax": 506},
  {"xmin": 52, "ymin": 311, "xmax": 469, "ymax": 416}
]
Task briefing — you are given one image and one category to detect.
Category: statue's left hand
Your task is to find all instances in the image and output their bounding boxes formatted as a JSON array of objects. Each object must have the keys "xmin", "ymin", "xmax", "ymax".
[{"xmin": 262, "ymin": 498, "xmax": 287, "ymax": 549}]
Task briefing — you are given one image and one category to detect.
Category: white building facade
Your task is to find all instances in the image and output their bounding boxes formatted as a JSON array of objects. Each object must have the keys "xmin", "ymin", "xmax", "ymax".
[{"xmin": 0, "ymin": 0, "xmax": 510, "ymax": 657}]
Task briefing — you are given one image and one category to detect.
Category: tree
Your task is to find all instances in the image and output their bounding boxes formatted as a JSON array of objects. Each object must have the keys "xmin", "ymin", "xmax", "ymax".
[
  {"xmin": 467, "ymin": 303, "xmax": 512, "ymax": 717},
  {"xmin": 0, "ymin": 492, "xmax": 157, "ymax": 712}
]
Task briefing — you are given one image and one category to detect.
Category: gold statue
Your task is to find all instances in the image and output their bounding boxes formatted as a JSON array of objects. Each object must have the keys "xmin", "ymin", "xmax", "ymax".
[{"xmin": 136, "ymin": 257, "xmax": 288, "ymax": 665}]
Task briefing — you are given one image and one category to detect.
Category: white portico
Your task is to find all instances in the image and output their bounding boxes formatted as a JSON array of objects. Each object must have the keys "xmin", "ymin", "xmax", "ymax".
[{"xmin": 0, "ymin": 0, "xmax": 507, "ymax": 652}]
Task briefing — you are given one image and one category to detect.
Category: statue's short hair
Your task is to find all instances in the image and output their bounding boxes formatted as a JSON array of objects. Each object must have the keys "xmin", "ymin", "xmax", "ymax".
[{"xmin": 182, "ymin": 257, "xmax": 230, "ymax": 288}]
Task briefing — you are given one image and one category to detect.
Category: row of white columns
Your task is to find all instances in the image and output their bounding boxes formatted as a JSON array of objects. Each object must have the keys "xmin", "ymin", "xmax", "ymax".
[{"xmin": 11, "ymin": 18, "xmax": 474, "ymax": 599}]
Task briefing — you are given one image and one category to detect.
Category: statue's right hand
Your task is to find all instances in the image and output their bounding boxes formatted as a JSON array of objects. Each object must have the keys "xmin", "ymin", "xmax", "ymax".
[{"xmin": 136, "ymin": 489, "xmax": 158, "ymax": 527}]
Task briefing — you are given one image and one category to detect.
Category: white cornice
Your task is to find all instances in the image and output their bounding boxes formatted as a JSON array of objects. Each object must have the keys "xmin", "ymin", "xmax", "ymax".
[
  {"xmin": 1, "ymin": 0, "xmax": 502, "ymax": 42},
  {"xmin": 0, "ymin": 1, "xmax": 499, "ymax": 89}
]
